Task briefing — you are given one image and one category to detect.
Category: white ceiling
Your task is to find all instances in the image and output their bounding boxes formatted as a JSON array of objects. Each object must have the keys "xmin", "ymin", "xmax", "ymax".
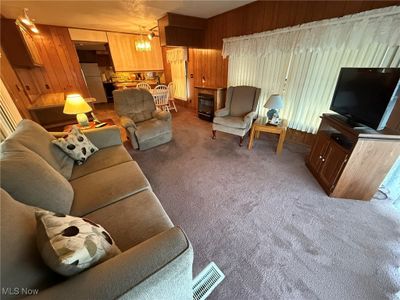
[{"xmin": 1, "ymin": 0, "xmax": 254, "ymax": 33}]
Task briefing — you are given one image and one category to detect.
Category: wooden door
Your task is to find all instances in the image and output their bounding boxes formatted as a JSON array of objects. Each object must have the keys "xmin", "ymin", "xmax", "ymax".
[
  {"xmin": 319, "ymin": 141, "xmax": 349, "ymax": 193},
  {"xmin": 307, "ymin": 132, "xmax": 330, "ymax": 173}
]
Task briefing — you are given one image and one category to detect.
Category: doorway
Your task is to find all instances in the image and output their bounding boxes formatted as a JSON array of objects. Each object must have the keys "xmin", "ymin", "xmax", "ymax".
[{"xmin": 74, "ymin": 41, "xmax": 114, "ymax": 103}]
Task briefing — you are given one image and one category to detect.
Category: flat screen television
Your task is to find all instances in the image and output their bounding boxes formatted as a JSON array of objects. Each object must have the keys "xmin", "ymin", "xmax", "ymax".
[{"xmin": 330, "ymin": 67, "xmax": 400, "ymax": 130}]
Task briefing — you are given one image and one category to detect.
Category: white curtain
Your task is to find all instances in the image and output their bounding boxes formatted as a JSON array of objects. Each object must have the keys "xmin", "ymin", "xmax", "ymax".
[
  {"xmin": 167, "ymin": 47, "xmax": 188, "ymax": 101},
  {"xmin": 0, "ymin": 78, "xmax": 22, "ymax": 140},
  {"xmin": 223, "ymin": 6, "xmax": 400, "ymax": 133}
]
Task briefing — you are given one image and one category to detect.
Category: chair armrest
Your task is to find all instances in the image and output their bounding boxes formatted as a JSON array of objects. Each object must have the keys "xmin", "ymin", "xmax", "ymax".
[
  {"xmin": 152, "ymin": 110, "xmax": 171, "ymax": 121},
  {"xmin": 244, "ymin": 111, "xmax": 258, "ymax": 123},
  {"xmin": 214, "ymin": 108, "xmax": 229, "ymax": 117},
  {"xmin": 83, "ymin": 126, "xmax": 122, "ymax": 149},
  {"xmin": 120, "ymin": 116, "xmax": 136, "ymax": 129},
  {"xmin": 30, "ymin": 227, "xmax": 193, "ymax": 300}
]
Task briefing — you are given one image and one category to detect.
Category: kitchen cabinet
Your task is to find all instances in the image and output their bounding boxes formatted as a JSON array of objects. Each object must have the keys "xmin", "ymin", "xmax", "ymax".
[
  {"xmin": 306, "ymin": 114, "xmax": 400, "ymax": 200},
  {"xmin": 1, "ymin": 18, "xmax": 43, "ymax": 68},
  {"xmin": 307, "ymin": 130, "xmax": 350, "ymax": 194},
  {"xmin": 13, "ymin": 24, "xmax": 89, "ymax": 101},
  {"xmin": 68, "ymin": 28, "xmax": 108, "ymax": 42},
  {"xmin": 107, "ymin": 32, "xmax": 163, "ymax": 71},
  {"xmin": 158, "ymin": 13, "xmax": 205, "ymax": 47},
  {"xmin": 317, "ymin": 139, "xmax": 349, "ymax": 192}
]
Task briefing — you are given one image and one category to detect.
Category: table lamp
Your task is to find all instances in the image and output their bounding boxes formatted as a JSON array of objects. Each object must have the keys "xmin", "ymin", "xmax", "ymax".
[
  {"xmin": 264, "ymin": 94, "xmax": 284, "ymax": 123},
  {"xmin": 63, "ymin": 94, "xmax": 92, "ymax": 127}
]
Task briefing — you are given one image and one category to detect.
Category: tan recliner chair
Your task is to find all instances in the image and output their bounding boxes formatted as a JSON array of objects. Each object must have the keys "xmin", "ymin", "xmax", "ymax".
[
  {"xmin": 113, "ymin": 88, "xmax": 172, "ymax": 150},
  {"xmin": 212, "ymin": 86, "xmax": 261, "ymax": 146}
]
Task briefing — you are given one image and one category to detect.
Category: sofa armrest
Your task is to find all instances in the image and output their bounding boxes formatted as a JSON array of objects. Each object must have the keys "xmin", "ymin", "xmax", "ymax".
[
  {"xmin": 214, "ymin": 107, "xmax": 229, "ymax": 117},
  {"xmin": 49, "ymin": 132, "xmax": 68, "ymax": 138},
  {"xmin": 120, "ymin": 116, "xmax": 136, "ymax": 129},
  {"xmin": 152, "ymin": 110, "xmax": 171, "ymax": 121},
  {"xmin": 83, "ymin": 126, "xmax": 122, "ymax": 149},
  {"xmin": 30, "ymin": 227, "xmax": 193, "ymax": 300}
]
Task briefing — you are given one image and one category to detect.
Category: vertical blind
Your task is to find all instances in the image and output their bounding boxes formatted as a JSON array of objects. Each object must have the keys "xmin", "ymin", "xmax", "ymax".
[
  {"xmin": 223, "ymin": 6, "xmax": 400, "ymax": 133},
  {"xmin": 0, "ymin": 78, "xmax": 22, "ymax": 140}
]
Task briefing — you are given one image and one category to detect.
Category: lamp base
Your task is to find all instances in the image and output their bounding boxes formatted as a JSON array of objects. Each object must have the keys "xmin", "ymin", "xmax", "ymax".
[
  {"xmin": 76, "ymin": 113, "xmax": 89, "ymax": 127},
  {"xmin": 267, "ymin": 109, "xmax": 277, "ymax": 121}
]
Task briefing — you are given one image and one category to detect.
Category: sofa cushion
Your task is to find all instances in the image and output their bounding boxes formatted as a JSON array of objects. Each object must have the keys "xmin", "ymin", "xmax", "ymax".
[
  {"xmin": 0, "ymin": 189, "xmax": 62, "ymax": 293},
  {"xmin": 2, "ymin": 119, "xmax": 74, "ymax": 179},
  {"xmin": 36, "ymin": 209, "xmax": 121, "ymax": 276},
  {"xmin": 0, "ymin": 149, "xmax": 74, "ymax": 214},
  {"xmin": 85, "ymin": 189, "xmax": 173, "ymax": 251},
  {"xmin": 52, "ymin": 126, "xmax": 99, "ymax": 165},
  {"xmin": 70, "ymin": 161, "xmax": 150, "ymax": 216},
  {"xmin": 213, "ymin": 116, "xmax": 247, "ymax": 129},
  {"xmin": 70, "ymin": 145, "xmax": 133, "ymax": 180},
  {"xmin": 135, "ymin": 118, "xmax": 171, "ymax": 143}
]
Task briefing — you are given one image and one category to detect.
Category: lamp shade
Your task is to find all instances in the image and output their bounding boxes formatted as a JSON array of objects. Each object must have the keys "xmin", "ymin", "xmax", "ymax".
[
  {"xmin": 264, "ymin": 94, "xmax": 284, "ymax": 109},
  {"xmin": 63, "ymin": 94, "xmax": 92, "ymax": 115}
]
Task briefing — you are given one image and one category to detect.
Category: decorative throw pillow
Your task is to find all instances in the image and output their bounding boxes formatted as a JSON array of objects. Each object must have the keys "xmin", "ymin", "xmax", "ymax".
[
  {"xmin": 36, "ymin": 209, "xmax": 121, "ymax": 276},
  {"xmin": 52, "ymin": 126, "xmax": 98, "ymax": 165}
]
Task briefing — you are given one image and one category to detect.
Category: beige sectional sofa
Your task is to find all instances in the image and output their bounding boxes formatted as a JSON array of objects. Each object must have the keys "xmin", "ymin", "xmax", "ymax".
[{"xmin": 0, "ymin": 120, "xmax": 193, "ymax": 299}]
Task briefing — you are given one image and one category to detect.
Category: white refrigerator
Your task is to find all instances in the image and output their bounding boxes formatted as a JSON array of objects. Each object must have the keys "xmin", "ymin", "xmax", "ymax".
[{"xmin": 80, "ymin": 63, "xmax": 107, "ymax": 103}]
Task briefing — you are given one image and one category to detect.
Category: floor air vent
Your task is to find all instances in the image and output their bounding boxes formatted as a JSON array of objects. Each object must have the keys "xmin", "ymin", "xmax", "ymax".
[{"xmin": 193, "ymin": 262, "xmax": 225, "ymax": 300}]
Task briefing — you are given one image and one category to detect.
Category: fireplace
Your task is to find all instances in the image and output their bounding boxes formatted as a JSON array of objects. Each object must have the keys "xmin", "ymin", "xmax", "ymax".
[
  {"xmin": 195, "ymin": 86, "xmax": 227, "ymax": 122},
  {"xmin": 198, "ymin": 93, "xmax": 214, "ymax": 121}
]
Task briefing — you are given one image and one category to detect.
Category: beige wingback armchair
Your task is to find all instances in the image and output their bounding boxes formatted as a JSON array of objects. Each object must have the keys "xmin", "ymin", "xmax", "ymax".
[
  {"xmin": 113, "ymin": 88, "xmax": 172, "ymax": 150},
  {"xmin": 212, "ymin": 86, "xmax": 261, "ymax": 146}
]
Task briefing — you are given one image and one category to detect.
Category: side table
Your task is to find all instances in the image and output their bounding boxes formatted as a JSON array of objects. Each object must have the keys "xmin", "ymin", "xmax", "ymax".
[
  {"xmin": 63, "ymin": 118, "xmax": 115, "ymax": 132},
  {"xmin": 248, "ymin": 117, "xmax": 288, "ymax": 155}
]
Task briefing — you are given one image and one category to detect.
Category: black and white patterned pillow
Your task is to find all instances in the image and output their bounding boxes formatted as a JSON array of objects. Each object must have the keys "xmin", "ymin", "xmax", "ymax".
[
  {"xmin": 52, "ymin": 126, "xmax": 98, "ymax": 165},
  {"xmin": 36, "ymin": 209, "xmax": 120, "ymax": 276}
]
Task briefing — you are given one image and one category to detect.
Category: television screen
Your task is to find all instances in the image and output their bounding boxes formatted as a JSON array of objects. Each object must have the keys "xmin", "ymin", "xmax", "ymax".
[{"xmin": 330, "ymin": 68, "xmax": 400, "ymax": 129}]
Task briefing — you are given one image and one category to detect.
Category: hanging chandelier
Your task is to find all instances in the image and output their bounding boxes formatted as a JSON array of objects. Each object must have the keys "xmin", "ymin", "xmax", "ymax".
[{"xmin": 135, "ymin": 26, "xmax": 151, "ymax": 52}]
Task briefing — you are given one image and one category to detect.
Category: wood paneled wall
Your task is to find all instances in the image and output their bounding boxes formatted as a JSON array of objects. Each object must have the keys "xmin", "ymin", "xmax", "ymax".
[
  {"xmin": 0, "ymin": 47, "xmax": 32, "ymax": 119},
  {"xmin": 14, "ymin": 24, "xmax": 89, "ymax": 102},
  {"xmin": 203, "ymin": 1, "xmax": 399, "ymax": 49},
  {"xmin": 180, "ymin": 0, "xmax": 399, "ymax": 111}
]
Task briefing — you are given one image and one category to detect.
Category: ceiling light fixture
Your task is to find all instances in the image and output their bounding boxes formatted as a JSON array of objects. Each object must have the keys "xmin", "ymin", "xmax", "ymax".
[
  {"xmin": 16, "ymin": 8, "xmax": 39, "ymax": 34},
  {"xmin": 147, "ymin": 31, "xmax": 155, "ymax": 40},
  {"xmin": 135, "ymin": 26, "xmax": 151, "ymax": 52}
]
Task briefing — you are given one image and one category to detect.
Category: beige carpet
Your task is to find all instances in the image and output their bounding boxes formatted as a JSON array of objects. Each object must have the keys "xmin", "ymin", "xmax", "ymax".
[{"xmin": 127, "ymin": 107, "xmax": 400, "ymax": 300}]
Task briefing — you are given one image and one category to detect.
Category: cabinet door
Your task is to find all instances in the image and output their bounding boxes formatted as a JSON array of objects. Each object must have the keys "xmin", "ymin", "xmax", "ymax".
[
  {"xmin": 108, "ymin": 32, "xmax": 164, "ymax": 71},
  {"xmin": 132, "ymin": 36, "xmax": 163, "ymax": 70},
  {"xmin": 307, "ymin": 132, "xmax": 330, "ymax": 173},
  {"xmin": 319, "ymin": 142, "xmax": 349, "ymax": 193},
  {"xmin": 107, "ymin": 32, "xmax": 137, "ymax": 71},
  {"xmin": 19, "ymin": 27, "xmax": 43, "ymax": 66}
]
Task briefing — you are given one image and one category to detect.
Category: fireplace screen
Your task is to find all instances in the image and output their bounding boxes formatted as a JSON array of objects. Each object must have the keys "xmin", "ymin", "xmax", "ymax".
[{"xmin": 198, "ymin": 93, "xmax": 214, "ymax": 122}]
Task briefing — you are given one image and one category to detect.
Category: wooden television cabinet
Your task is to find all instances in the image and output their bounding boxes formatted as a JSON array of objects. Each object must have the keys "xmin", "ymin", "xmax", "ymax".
[{"xmin": 306, "ymin": 114, "xmax": 400, "ymax": 201}]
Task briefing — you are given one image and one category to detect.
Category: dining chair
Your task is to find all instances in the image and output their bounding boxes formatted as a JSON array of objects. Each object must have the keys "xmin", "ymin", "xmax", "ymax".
[
  {"xmin": 153, "ymin": 85, "xmax": 169, "ymax": 111},
  {"xmin": 167, "ymin": 82, "xmax": 178, "ymax": 112},
  {"xmin": 136, "ymin": 82, "xmax": 151, "ymax": 90}
]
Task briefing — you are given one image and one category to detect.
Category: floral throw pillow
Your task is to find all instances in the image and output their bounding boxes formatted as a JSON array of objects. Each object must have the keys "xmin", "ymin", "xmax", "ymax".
[
  {"xmin": 52, "ymin": 126, "xmax": 98, "ymax": 165},
  {"xmin": 36, "ymin": 209, "xmax": 121, "ymax": 276}
]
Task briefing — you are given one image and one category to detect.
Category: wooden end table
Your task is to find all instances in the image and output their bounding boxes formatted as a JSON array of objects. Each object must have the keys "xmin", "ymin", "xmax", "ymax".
[
  {"xmin": 63, "ymin": 118, "xmax": 115, "ymax": 132},
  {"xmin": 248, "ymin": 117, "xmax": 288, "ymax": 155}
]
